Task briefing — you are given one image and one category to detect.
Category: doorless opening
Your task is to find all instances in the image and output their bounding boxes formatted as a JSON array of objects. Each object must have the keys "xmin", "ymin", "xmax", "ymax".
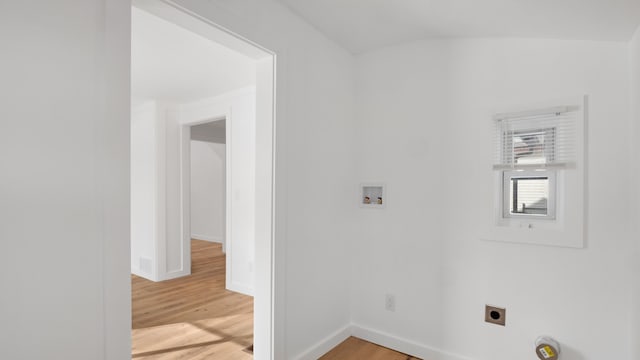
[
  {"xmin": 130, "ymin": 1, "xmax": 276, "ymax": 358},
  {"xmin": 189, "ymin": 119, "xmax": 227, "ymax": 252}
]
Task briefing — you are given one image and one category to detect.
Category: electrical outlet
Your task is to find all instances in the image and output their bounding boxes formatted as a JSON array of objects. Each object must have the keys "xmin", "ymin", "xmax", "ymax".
[
  {"xmin": 485, "ymin": 305, "xmax": 506, "ymax": 326},
  {"xmin": 385, "ymin": 294, "xmax": 395, "ymax": 312}
]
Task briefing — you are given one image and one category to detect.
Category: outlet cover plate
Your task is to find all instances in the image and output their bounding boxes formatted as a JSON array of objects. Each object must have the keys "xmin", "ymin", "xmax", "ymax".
[
  {"xmin": 485, "ymin": 305, "xmax": 506, "ymax": 326},
  {"xmin": 385, "ymin": 294, "xmax": 395, "ymax": 312}
]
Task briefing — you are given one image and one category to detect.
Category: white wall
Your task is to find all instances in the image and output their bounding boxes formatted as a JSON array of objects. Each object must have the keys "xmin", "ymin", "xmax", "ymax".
[
  {"xmin": 131, "ymin": 6, "xmax": 256, "ymax": 105},
  {"xmin": 190, "ymin": 140, "xmax": 225, "ymax": 243},
  {"xmin": 443, "ymin": 38, "xmax": 631, "ymax": 360},
  {"xmin": 352, "ymin": 41, "xmax": 449, "ymax": 356},
  {"xmin": 130, "ymin": 91, "xmax": 257, "ymax": 282},
  {"xmin": 165, "ymin": 1, "xmax": 358, "ymax": 357},
  {"xmin": 0, "ymin": 0, "xmax": 356, "ymax": 357},
  {"xmin": 0, "ymin": 1, "xmax": 131, "ymax": 360},
  {"xmin": 130, "ymin": 101, "xmax": 169, "ymax": 282},
  {"xmin": 6, "ymin": 2, "xmax": 638, "ymax": 360},
  {"xmin": 130, "ymin": 90, "xmax": 256, "ymax": 289},
  {"xmin": 130, "ymin": 1, "xmax": 358, "ymax": 357},
  {"xmin": 131, "ymin": 101, "xmax": 160, "ymax": 279},
  {"xmin": 629, "ymin": 26, "xmax": 640, "ymax": 360},
  {"xmin": 354, "ymin": 39, "xmax": 633, "ymax": 360}
]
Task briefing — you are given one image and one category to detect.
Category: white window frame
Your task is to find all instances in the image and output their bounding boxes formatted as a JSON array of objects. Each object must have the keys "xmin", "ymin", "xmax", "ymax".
[
  {"xmin": 497, "ymin": 119, "xmax": 560, "ymax": 223},
  {"xmin": 483, "ymin": 97, "xmax": 587, "ymax": 249},
  {"xmin": 502, "ymin": 169, "xmax": 556, "ymax": 220}
]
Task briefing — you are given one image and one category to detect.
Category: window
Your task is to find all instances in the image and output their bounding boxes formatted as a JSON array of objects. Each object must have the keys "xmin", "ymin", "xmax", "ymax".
[
  {"xmin": 486, "ymin": 99, "xmax": 586, "ymax": 248},
  {"xmin": 503, "ymin": 127, "xmax": 555, "ymax": 165},
  {"xmin": 502, "ymin": 170, "xmax": 556, "ymax": 220},
  {"xmin": 494, "ymin": 106, "xmax": 576, "ymax": 222}
]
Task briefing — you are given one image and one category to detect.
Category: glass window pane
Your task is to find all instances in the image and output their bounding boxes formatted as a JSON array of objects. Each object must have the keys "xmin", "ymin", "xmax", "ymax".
[
  {"xmin": 504, "ymin": 128, "xmax": 555, "ymax": 165},
  {"xmin": 509, "ymin": 177, "xmax": 549, "ymax": 215}
]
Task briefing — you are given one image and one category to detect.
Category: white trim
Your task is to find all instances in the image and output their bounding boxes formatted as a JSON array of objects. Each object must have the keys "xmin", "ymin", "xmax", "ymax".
[
  {"xmin": 156, "ymin": 104, "xmax": 170, "ymax": 278},
  {"xmin": 159, "ymin": 269, "xmax": 191, "ymax": 281},
  {"xmin": 227, "ymin": 281, "xmax": 254, "ymax": 297},
  {"xmin": 351, "ymin": 324, "xmax": 475, "ymax": 360},
  {"xmin": 191, "ymin": 234, "xmax": 224, "ymax": 243},
  {"xmin": 291, "ymin": 324, "xmax": 477, "ymax": 360},
  {"xmin": 178, "ymin": 117, "xmax": 192, "ymax": 276},
  {"xmin": 256, "ymin": 56, "xmax": 278, "ymax": 359},
  {"xmin": 501, "ymin": 169, "xmax": 557, "ymax": 221},
  {"xmin": 132, "ymin": 0, "xmax": 274, "ymax": 60},
  {"xmin": 224, "ymin": 109, "xmax": 233, "ymax": 293},
  {"xmin": 131, "ymin": 266, "xmax": 155, "ymax": 281},
  {"xmin": 180, "ymin": 107, "xmax": 233, "ymax": 289},
  {"xmin": 494, "ymin": 106, "xmax": 571, "ymax": 121},
  {"xmin": 292, "ymin": 325, "xmax": 352, "ymax": 360},
  {"xmin": 492, "ymin": 162, "xmax": 572, "ymax": 170}
]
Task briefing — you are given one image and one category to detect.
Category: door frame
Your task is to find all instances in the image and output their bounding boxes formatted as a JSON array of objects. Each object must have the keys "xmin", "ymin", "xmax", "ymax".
[
  {"xmin": 131, "ymin": 1, "xmax": 276, "ymax": 358},
  {"xmin": 181, "ymin": 113, "xmax": 233, "ymax": 291},
  {"xmin": 184, "ymin": 117, "xmax": 228, "ymax": 253}
]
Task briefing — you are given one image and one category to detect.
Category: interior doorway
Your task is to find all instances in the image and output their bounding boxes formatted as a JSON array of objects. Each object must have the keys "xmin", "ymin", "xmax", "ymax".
[
  {"xmin": 189, "ymin": 120, "xmax": 227, "ymax": 252},
  {"xmin": 129, "ymin": 0, "xmax": 275, "ymax": 358}
]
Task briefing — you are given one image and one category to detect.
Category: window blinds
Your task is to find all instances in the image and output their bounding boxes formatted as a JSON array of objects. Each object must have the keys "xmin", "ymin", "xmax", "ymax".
[{"xmin": 494, "ymin": 106, "xmax": 578, "ymax": 170}]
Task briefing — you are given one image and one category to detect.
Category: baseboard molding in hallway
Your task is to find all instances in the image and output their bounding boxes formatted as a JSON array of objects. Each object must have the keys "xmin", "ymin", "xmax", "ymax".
[
  {"xmin": 352, "ymin": 324, "xmax": 474, "ymax": 360},
  {"xmin": 294, "ymin": 323, "xmax": 475, "ymax": 360},
  {"xmin": 293, "ymin": 324, "xmax": 352, "ymax": 360}
]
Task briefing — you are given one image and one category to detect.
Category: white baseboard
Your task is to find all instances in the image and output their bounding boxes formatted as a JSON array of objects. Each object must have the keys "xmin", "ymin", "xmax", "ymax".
[
  {"xmin": 292, "ymin": 324, "xmax": 352, "ymax": 360},
  {"xmin": 227, "ymin": 281, "xmax": 254, "ymax": 297},
  {"xmin": 351, "ymin": 324, "xmax": 475, "ymax": 360},
  {"xmin": 131, "ymin": 266, "xmax": 157, "ymax": 281},
  {"xmin": 191, "ymin": 234, "xmax": 223, "ymax": 243},
  {"xmin": 159, "ymin": 269, "xmax": 191, "ymax": 281},
  {"xmin": 291, "ymin": 323, "xmax": 475, "ymax": 360}
]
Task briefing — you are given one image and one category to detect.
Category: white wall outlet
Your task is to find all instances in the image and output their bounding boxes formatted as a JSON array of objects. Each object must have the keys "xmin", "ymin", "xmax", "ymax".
[{"xmin": 385, "ymin": 294, "xmax": 396, "ymax": 312}]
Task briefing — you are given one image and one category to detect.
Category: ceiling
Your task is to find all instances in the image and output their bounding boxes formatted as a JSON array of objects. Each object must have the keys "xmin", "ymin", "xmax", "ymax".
[
  {"xmin": 191, "ymin": 120, "xmax": 226, "ymax": 144},
  {"xmin": 131, "ymin": 7, "xmax": 256, "ymax": 106},
  {"xmin": 277, "ymin": 0, "xmax": 640, "ymax": 54}
]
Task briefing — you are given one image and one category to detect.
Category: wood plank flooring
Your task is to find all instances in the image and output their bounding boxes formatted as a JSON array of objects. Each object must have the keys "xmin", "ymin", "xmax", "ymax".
[
  {"xmin": 131, "ymin": 240, "xmax": 420, "ymax": 359},
  {"xmin": 320, "ymin": 337, "xmax": 421, "ymax": 360},
  {"xmin": 132, "ymin": 240, "xmax": 253, "ymax": 359}
]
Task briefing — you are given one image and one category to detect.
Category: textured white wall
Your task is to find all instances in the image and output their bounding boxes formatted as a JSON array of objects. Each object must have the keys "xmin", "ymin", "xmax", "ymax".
[
  {"xmin": 190, "ymin": 140, "xmax": 225, "ymax": 243},
  {"xmin": 354, "ymin": 38, "xmax": 633, "ymax": 360}
]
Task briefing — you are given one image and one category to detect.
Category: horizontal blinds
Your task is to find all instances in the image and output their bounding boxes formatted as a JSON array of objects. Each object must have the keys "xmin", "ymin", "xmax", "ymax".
[{"xmin": 494, "ymin": 108, "xmax": 578, "ymax": 170}]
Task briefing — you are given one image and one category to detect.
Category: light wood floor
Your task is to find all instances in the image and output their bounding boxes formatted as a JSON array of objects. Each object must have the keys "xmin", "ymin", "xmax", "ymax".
[
  {"xmin": 321, "ymin": 337, "xmax": 421, "ymax": 360},
  {"xmin": 132, "ymin": 240, "xmax": 254, "ymax": 359},
  {"xmin": 131, "ymin": 240, "xmax": 419, "ymax": 359}
]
